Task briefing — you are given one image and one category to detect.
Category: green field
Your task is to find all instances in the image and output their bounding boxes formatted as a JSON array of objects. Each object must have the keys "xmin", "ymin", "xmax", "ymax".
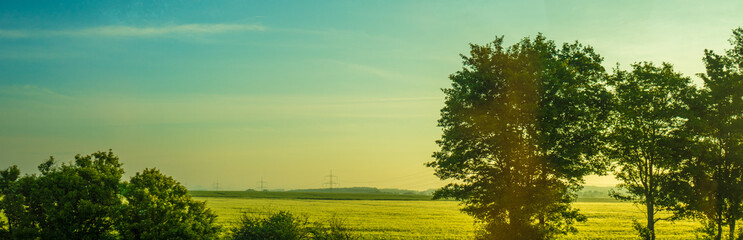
[{"xmin": 193, "ymin": 191, "xmax": 702, "ymax": 240}]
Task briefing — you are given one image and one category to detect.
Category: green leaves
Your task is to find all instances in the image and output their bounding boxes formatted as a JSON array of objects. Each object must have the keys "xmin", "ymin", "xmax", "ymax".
[
  {"xmin": 117, "ymin": 168, "xmax": 220, "ymax": 240},
  {"xmin": 0, "ymin": 150, "xmax": 220, "ymax": 240},
  {"xmin": 605, "ymin": 61, "xmax": 694, "ymax": 240},
  {"xmin": 0, "ymin": 151, "xmax": 125, "ymax": 239},
  {"xmin": 429, "ymin": 28, "xmax": 743, "ymax": 239},
  {"xmin": 429, "ymin": 34, "xmax": 611, "ymax": 239},
  {"xmin": 230, "ymin": 211, "xmax": 356, "ymax": 240},
  {"xmin": 672, "ymin": 27, "xmax": 743, "ymax": 240}
]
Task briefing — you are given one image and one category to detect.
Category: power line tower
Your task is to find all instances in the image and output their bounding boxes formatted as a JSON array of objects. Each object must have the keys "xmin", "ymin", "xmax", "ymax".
[
  {"xmin": 324, "ymin": 170, "xmax": 339, "ymax": 192},
  {"xmin": 258, "ymin": 177, "xmax": 267, "ymax": 191}
]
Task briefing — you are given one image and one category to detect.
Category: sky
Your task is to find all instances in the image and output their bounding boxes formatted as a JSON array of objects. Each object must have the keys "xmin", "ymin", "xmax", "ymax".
[{"xmin": 1, "ymin": 0, "xmax": 742, "ymax": 190}]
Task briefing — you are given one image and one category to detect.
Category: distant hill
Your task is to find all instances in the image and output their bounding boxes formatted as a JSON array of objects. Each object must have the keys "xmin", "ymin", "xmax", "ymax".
[
  {"xmin": 194, "ymin": 186, "xmax": 611, "ymax": 200},
  {"xmin": 577, "ymin": 186, "xmax": 614, "ymax": 199},
  {"xmin": 288, "ymin": 187, "xmax": 435, "ymax": 195},
  {"xmin": 190, "ymin": 186, "xmax": 619, "ymax": 202},
  {"xmin": 190, "ymin": 190, "xmax": 433, "ymax": 201},
  {"xmin": 379, "ymin": 188, "xmax": 436, "ymax": 195},
  {"xmin": 289, "ymin": 187, "xmax": 381, "ymax": 194}
]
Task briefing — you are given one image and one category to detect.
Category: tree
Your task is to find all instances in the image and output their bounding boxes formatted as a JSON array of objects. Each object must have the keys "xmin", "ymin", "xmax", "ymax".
[
  {"xmin": 0, "ymin": 150, "xmax": 222, "ymax": 240},
  {"xmin": 673, "ymin": 27, "xmax": 743, "ymax": 240},
  {"xmin": 0, "ymin": 165, "xmax": 33, "ymax": 239},
  {"xmin": 116, "ymin": 168, "xmax": 221, "ymax": 240},
  {"xmin": 606, "ymin": 62, "xmax": 694, "ymax": 240},
  {"xmin": 0, "ymin": 151, "xmax": 124, "ymax": 239},
  {"xmin": 428, "ymin": 34, "xmax": 611, "ymax": 239}
]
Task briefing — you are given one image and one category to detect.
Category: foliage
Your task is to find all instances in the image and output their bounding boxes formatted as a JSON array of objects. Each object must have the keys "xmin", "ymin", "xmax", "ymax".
[
  {"xmin": 229, "ymin": 210, "xmax": 355, "ymax": 240},
  {"xmin": 0, "ymin": 151, "xmax": 124, "ymax": 239},
  {"xmin": 231, "ymin": 211, "xmax": 310, "ymax": 240},
  {"xmin": 632, "ymin": 220, "xmax": 651, "ymax": 240},
  {"xmin": 428, "ymin": 34, "xmax": 611, "ymax": 239},
  {"xmin": 310, "ymin": 216, "xmax": 356, "ymax": 240},
  {"xmin": 694, "ymin": 220, "xmax": 721, "ymax": 240},
  {"xmin": 0, "ymin": 165, "xmax": 35, "ymax": 239},
  {"xmin": 116, "ymin": 168, "xmax": 221, "ymax": 240},
  {"xmin": 606, "ymin": 62, "xmax": 694, "ymax": 240},
  {"xmin": 0, "ymin": 150, "xmax": 221, "ymax": 240},
  {"xmin": 671, "ymin": 27, "xmax": 743, "ymax": 240}
]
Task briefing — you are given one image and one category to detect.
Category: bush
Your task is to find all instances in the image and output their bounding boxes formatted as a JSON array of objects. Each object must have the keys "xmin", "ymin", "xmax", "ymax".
[
  {"xmin": 230, "ymin": 210, "xmax": 355, "ymax": 240},
  {"xmin": 631, "ymin": 220, "xmax": 650, "ymax": 240}
]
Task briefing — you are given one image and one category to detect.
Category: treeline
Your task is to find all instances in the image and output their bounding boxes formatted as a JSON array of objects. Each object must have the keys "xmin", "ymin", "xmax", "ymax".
[
  {"xmin": 428, "ymin": 27, "xmax": 743, "ymax": 240},
  {"xmin": 0, "ymin": 150, "xmax": 355, "ymax": 240}
]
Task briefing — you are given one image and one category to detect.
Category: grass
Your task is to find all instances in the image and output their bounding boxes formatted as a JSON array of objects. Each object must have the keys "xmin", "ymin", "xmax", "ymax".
[
  {"xmin": 196, "ymin": 197, "xmax": 473, "ymax": 240},
  {"xmin": 194, "ymin": 191, "xmax": 703, "ymax": 240}
]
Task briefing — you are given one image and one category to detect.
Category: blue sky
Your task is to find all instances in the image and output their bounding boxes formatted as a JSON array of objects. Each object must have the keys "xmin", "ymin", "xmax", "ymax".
[{"xmin": 1, "ymin": 0, "xmax": 742, "ymax": 190}]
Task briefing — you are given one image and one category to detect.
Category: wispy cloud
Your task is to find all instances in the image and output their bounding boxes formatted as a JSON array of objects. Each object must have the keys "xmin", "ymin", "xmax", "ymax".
[
  {"xmin": 0, "ymin": 23, "xmax": 266, "ymax": 39},
  {"xmin": 0, "ymin": 85, "xmax": 69, "ymax": 98},
  {"xmin": 0, "ymin": 30, "xmax": 29, "ymax": 38}
]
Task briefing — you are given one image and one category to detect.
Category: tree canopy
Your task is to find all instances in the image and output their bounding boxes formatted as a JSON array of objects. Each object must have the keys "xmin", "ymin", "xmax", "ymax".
[
  {"xmin": 117, "ymin": 168, "xmax": 221, "ymax": 240},
  {"xmin": 0, "ymin": 151, "xmax": 124, "ymax": 239},
  {"xmin": 428, "ymin": 34, "xmax": 611, "ymax": 239},
  {"xmin": 0, "ymin": 150, "xmax": 221, "ymax": 240},
  {"xmin": 670, "ymin": 27, "xmax": 743, "ymax": 240},
  {"xmin": 606, "ymin": 62, "xmax": 694, "ymax": 240}
]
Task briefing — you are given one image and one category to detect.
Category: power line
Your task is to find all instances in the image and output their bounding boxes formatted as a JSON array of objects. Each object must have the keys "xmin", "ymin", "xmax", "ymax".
[
  {"xmin": 324, "ymin": 170, "xmax": 339, "ymax": 191},
  {"xmin": 258, "ymin": 177, "xmax": 267, "ymax": 191}
]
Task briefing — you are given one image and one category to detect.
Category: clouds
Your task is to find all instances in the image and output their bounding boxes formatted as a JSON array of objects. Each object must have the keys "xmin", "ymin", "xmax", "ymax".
[
  {"xmin": 0, "ymin": 85, "xmax": 69, "ymax": 99},
  {"xmin": 0, "ymin": 23, "xmax": 266, "ymax": 39}
]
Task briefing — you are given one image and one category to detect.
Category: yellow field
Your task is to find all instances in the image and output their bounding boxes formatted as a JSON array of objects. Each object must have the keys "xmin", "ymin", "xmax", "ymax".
[{"xmin": 194, "ymin": 197, "xmax": 702, "ymax": 240}]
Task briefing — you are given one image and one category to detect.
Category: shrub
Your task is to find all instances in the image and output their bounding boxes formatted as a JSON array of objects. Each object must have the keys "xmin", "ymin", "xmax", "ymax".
[
  {"xmin": 230, "ymin": 210, "xmax": 355, "ymax": 240},
  {"xmin": 310, "ymin": 216, "xmax": 356, "ymax": 240}
]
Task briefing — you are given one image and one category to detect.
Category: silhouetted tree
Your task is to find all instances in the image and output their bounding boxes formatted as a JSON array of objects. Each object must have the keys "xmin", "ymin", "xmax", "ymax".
[
  {"xmin": 0, "ymin": 150, "xmax": 222, "ymax": 240},
  {"xmin": 0, "ymin": 151, "xmax": 124, "ymax": 239},
  {"xmin": 672, "ymin": 27, "xmax": 743, "ymax": 240},
  {"xmin": 428, "ymin": 34, "xmax": 611, "ymax": 239},
  {"xmin": 116, "ymin": 168, "xmax": 220, "ymax": 240},
  {"xmin": 606, "ymin": 62, "xmax": 694, "ymax": 240},
  {"xmin": 0, "ymin": 165, "xmax": 34, "ymax": 239}
]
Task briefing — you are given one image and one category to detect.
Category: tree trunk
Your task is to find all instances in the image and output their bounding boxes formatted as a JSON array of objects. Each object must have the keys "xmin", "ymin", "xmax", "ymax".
[
  {"xmin": 647, "ymin": 157, "xmax": 656, "ymax": 240},
  {"xmin": 730, "ymin": 219, "xmax": 736, "ymax": 240},
  {"xmin": 716, "ymin": 218, "xmax": 723, "ymax": 240},
  {"xmin": 508, "ymin": 210, "xmax": 518, "ymax": 239},
  {"xmin": 647, "ymin": 203, "xmax": 655, "ymax": 240}
]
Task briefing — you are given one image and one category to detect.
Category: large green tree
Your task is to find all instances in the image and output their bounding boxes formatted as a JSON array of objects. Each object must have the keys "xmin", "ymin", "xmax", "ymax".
[
  {"xmin": 674, "ymin": 27, "xmax": 743, "ymax": 240},
  {"xmin": 0, "ymin": 165, "xmax": 34, "ymax": 239},
  {"xmin": 606, "ymin": 62, "xmax": 694, "ymax": 240},
  {"xmin": 116, "ymin": 168, "xmax": 221, "ymax": 240},
  {"xmin": 0, "ymin": 151, "xmax": 124, "ymax": 239},
  {"xmin": 428, "ymin": 34, "xmax": 611, "ymax": 239},
  {"xmin": 0, "ymin": 150, "xmax": 222, "ymax": 240}
]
